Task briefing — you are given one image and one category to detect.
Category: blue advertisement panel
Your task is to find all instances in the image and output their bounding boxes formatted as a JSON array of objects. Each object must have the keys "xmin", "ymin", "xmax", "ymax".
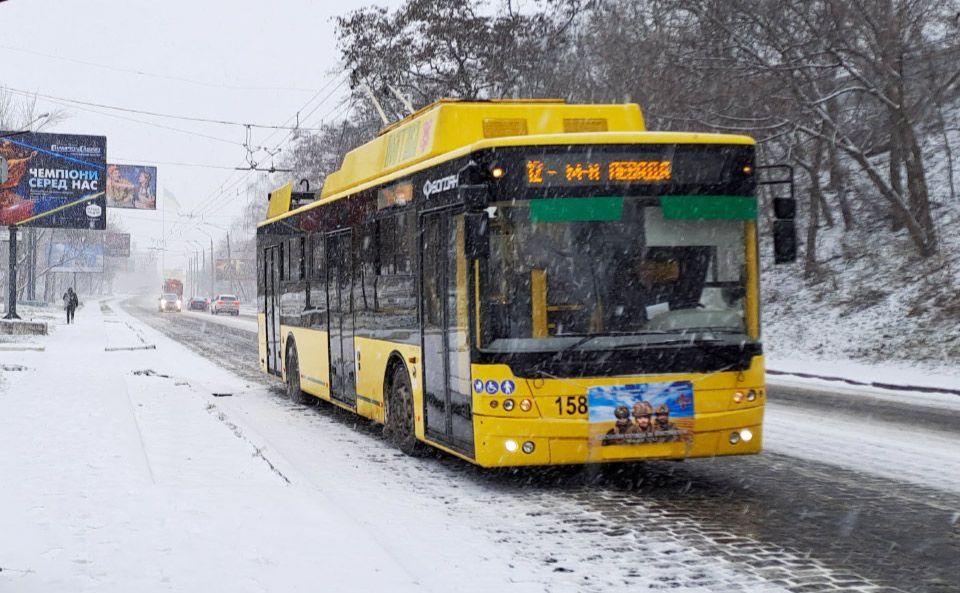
[
  {"xmin": 106, "ymin": 164, "xmax": 157, "ymax": 210},
  {"xmin": 588, "ymin": 381, "xmax": 695, "ymax": 446},
  {"xmin": 0, "ymin": 132, "xmax": 107, "ymax": 229}
]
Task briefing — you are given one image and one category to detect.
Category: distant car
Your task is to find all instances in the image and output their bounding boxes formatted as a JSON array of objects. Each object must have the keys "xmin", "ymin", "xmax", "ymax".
[
  {"xmin": 187, "ymin": 297, "xmax": 209, "ymax": 311},
  {"xmin": 211, "ymin": 294, "xmax": 240, "ymax": 316},
  {"xmin": 158, "ymin": 293, "xmax": 182, "ymax": 313}
]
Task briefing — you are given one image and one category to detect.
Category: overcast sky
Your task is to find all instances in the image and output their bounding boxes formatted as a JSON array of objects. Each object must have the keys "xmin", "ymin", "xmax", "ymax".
[{"xmin": 2, "ymin": 0, "xmax": 401, "ymax": 272}]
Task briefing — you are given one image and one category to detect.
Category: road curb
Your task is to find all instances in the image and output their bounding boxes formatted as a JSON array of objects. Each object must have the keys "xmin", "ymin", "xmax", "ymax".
[{"xmin": 767, "ymin": 369, "xmax": 960, "ymax": 397}]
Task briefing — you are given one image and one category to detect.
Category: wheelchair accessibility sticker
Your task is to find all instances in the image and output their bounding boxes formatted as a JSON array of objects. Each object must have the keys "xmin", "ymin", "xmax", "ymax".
[{"xmin": 474, "ymin": 378, "xmax": 518, "ymax": 395}]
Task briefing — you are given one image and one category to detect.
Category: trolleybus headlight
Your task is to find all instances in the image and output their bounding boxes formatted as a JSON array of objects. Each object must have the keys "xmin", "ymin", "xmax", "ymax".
[
  {"xmin": 504, "ymin": 439, "xmax": 519, "ymax": 453},
  {"xmin": 519, "ymin": 398, "xmax": 532, "ymax": 412},
  {"xmin": 490, "ymin": 165, "xmax": 505, "ymax": 179},
  {"xmin": 733, "ymin": 391, "xmax": 745, "ymax": 404},
  {"xmin": 747, "ymin": 390, "xmax": 757, "ymax": 402},
  {"xmin": 522, "ymin": 441, "xmax": 536, "ymax": 454},
  {"xmin": 729, "ymin": 431, "xmax": 741, "ymax": 445},
  {"xmin": 503, "ymin": 399, "xmax": 515, "ymax": 412},
  {"xmin": 740, "ymin": 428, "xmax": 754, "ymax": 442}
]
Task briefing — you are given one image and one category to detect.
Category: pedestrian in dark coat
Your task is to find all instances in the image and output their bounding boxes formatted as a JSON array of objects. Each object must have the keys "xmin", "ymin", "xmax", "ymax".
[{"xmin": 63, "ymin": 287, "xmax": 79, "ymax": 324}]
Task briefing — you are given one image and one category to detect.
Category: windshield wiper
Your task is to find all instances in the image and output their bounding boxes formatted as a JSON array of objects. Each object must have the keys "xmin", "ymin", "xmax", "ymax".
[
  {"xmin": 558, "ymin": 330, "xmax": 669, "ymax": 353},
  {"xmin": 669, "ymin": 335, "xmax": 749, "ymax": 369}
]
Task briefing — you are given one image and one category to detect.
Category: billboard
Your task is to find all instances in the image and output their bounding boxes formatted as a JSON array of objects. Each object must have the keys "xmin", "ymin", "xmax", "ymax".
[
  {"xmin": 216, "ymin": 258, "xmax": 241, "ymax": 281},
  {"xmin": 105, "ymin": 164, "xmax": 157, "ymax": 210},
  {"xmin": 104, "ymin": 232, "xmax": 131, "ymax": 257},
  {"xmin": 47, "ymin": 241, "xmax": 105, "ymax": 273},
  {"xmin": 0, "ymin": 133, "xmax": 107, "ymax": 229}
]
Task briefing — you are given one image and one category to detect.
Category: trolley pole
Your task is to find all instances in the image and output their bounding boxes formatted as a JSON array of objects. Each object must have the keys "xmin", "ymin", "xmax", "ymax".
[{"xmin": 4, "ymin": 225, "xmax": 20, "ymax": 320}]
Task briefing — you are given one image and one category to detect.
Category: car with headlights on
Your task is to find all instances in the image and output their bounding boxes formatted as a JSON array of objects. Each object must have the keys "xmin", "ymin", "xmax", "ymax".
[{"xmin": 158, "ymin": 293, "xmax": 182, "ymax": 312}]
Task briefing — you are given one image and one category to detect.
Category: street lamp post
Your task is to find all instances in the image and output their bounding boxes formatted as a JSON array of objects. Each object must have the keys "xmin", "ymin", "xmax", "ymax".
[
  {"xmin": 195, "ymin": 227, "xmax": 215, "ymax": 297},
  {"xmin": 195, "ymin": 220, "xmax": 244, "ymax": 299}
]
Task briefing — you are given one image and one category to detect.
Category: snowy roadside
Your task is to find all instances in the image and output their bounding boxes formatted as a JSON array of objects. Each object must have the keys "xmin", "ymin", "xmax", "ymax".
[
  {"xmin": 181, "ymin": 308, "xmax": 257, "ymax": 333},
  {"xmin": 763, "ymin": 357, "xmax": 960, "ymax": 493},
  {"xmin": 766, "ymin": 356, "xmax": 960, "ymax": 412}
]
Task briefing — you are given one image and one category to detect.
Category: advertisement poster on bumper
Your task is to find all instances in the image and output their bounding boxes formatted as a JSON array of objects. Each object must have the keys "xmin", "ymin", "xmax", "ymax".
[
  {"xmin": 0, "ymin": 133, "xmax": 107, "ymax": 229},
  {"xmin": 105, "ymin": 164, "xmax": 157, "ymax": 210},
  {"xmin": 588, "ymin": 381, "xmax": 695, "ymax": 446}
]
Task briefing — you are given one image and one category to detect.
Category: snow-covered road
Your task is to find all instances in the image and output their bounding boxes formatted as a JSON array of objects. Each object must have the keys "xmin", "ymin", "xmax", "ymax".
[{"xmin": 2, "ymin": 298, "xmax": 957, "ymax": 592}]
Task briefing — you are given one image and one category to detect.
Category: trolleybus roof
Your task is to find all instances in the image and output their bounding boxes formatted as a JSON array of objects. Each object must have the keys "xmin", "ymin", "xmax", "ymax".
[{"xmin": 262, "ymin": 99, "xmax": 755, "ymax": 225}]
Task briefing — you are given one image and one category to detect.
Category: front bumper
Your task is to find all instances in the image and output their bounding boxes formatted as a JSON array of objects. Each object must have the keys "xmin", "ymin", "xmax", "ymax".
[{"xmin": 471, "ymin": 403, "xmax": 764, "ymax": 467}]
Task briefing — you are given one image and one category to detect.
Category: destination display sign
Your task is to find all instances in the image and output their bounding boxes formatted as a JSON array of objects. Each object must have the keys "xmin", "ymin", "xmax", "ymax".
[{"xmin": 524, "ymin": 149, "xmax": 740, "ymax": 187}]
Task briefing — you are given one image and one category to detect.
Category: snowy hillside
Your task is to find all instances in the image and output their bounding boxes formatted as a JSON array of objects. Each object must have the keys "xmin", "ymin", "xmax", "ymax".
[{"xmin": 761, "ymin": 132, "xmax": 960, "ymax": 372}]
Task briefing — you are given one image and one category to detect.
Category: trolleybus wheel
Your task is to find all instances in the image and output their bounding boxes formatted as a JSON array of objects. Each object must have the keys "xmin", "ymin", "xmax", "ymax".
[
  {"xmin": 385, "ymin": 362, "xmax": 422, "ymax": 456},
  {"xmin": 285, "ymin": 343, "xmax": 308, "ymax": 405}
]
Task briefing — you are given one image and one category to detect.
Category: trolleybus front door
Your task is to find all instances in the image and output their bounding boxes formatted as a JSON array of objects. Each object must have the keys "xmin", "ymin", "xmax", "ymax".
[
  {"xmin": 327, "ymin": 231, "xmax": 357, "ymax": 406},
  {"xmin": 264, "ymin": 245, "xmax": 282, "ymax": 376},
  {"xmin": 421, "ymin": 210, "xmax": 474, "ymax": 454}
]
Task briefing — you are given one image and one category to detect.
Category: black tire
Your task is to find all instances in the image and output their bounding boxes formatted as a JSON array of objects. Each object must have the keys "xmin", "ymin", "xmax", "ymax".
[
  {"xmin": 384, "ymin": 362, "xmax": 423, "ymax": 455},
  {"xmin": 285, "ymin": 344, "xmax": 309, "ymax": 405}
]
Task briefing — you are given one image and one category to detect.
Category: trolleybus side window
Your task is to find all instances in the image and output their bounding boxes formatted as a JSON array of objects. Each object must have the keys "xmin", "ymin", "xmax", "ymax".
[
  {"xmin": 356, "ymin": 222, "xmax": 377, "ymax": 313},
  {"xmin": 308, "ymin": 233, "xmax": 327, "ymax": 315},
  {"xmin": 287, "ymin": 237, "xmax": 304, "ymax": 282},
  {"xmin": 373, "ymin": 211, "xmax": 417, "ymax": 334}
]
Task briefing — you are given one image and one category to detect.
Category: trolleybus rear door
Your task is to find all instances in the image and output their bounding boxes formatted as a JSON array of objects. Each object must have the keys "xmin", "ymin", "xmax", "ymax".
[
  {"xmin": 421, "ymin": 209, "xmax": 475, "ymax": 454},
  {"xmin": 264, "ymin": 245, "xmax": 282, "ymax": 376},
  {"xmin": 327, "ymin": 231, "xmax": 357, "ymax": 406}
]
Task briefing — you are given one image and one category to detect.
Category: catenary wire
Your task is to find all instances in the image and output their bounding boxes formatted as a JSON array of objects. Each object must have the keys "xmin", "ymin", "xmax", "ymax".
[
  {"xmin": 0, "ymin": 44, "xmax": 319, "ymax": 93},
  {"xmin": 2, "ymin": 84, "xmax": 334, "ymax": 130}
]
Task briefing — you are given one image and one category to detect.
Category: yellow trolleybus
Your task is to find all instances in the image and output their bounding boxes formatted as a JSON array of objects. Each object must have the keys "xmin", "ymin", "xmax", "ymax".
[{"xmin": 257, "ymin": 99, "xmax": 796, "ymax": 467}]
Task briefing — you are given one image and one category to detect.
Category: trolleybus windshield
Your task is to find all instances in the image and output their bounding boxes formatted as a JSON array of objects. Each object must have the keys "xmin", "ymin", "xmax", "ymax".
[{"xmin": 479, "ymin": 196, "xmax": 751, "ymax": 353}]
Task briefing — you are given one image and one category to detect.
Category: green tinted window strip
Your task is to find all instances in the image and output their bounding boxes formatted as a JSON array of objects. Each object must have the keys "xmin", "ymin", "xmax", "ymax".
[
  {"xmin": 530, "ymin": 197, "xmax": 624, "ymax": 222},
  {"xmin": 661, "ymin": 195, "xmax": 757, "ymax": 220}
]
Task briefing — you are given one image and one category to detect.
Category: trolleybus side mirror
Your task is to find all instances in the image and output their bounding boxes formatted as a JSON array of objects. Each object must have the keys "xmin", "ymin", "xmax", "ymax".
[
  {"xmin": 464, "ymin": 212, "xmax": 489, "ymax": 259},
  {"xmin": 757, "ymin": 164, "xmax": 798, "ymax": 265},
  {"xmin": 772, "ymin": 197, "xmax": 797, "ymax": 264}
]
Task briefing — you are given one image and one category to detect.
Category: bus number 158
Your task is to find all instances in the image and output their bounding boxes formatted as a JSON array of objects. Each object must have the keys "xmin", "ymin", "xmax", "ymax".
[{"xmin": 555, "ymin": 396, "xmax": 588, "ymax": 416}]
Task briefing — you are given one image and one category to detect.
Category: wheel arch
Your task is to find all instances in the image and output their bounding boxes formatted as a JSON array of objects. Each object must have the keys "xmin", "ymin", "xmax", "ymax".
[
  {"xmin": 283, "ymin": 332, "xmax": 298, "ymax": 378},
  {"xmin": 383, "ymin": 351, "xmax": 409, "ymax": 395}
]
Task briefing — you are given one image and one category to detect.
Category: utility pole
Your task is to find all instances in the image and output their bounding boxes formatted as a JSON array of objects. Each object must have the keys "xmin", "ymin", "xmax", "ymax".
[
  {"xmin": 26, "ymin": 228, "xmax": 36, "ymax": 301},
  {"xmin": 4, "ymin": 226, "xmax": 19, "ymax": 319},
  {"xmin": 225, "ymin": 232, "xmax": 236, "ymax": 296},
  {"xmin": 210, "ymin": 237, "xmax": 215, "ymax": 297}
]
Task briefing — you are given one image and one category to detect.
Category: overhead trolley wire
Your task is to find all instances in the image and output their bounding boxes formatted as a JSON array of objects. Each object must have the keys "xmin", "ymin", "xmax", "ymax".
[
  {"xmin": 2, "ymin": 84, "xmax": 329, "ymax": 130},
  {"xmin": 3, "ymin": 87, "xmax": 245, "ymax": 147},
  {"xmin": 0, "ymin": 44, "xmax": 319, "ymax": 93},
  {"xmin": 188, "ymin": 76, "xmax": 350, "ymax": 221}
]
